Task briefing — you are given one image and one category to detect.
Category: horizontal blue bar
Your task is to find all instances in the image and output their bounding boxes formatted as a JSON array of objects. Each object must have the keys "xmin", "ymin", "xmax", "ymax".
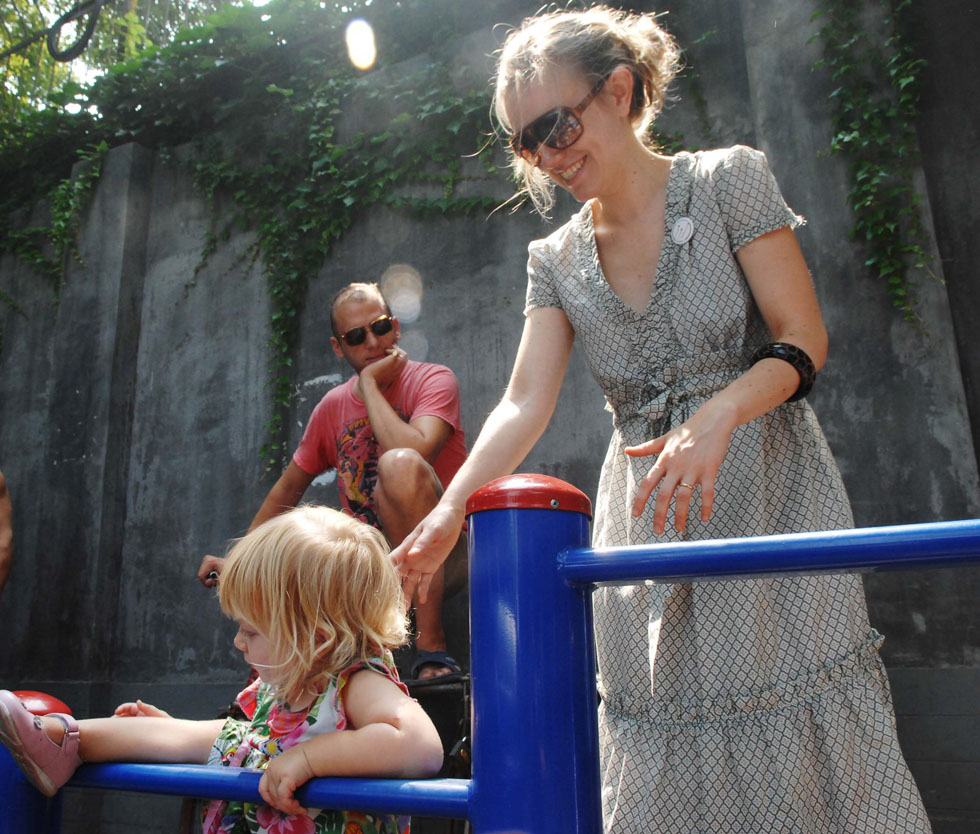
[
  {"xmin": 559, "ymin": 519, "xmax": 980, "ymax": 586},
  {"xmin": 67, "ymin": 764, "xmax": 471, "ymax": 819}
]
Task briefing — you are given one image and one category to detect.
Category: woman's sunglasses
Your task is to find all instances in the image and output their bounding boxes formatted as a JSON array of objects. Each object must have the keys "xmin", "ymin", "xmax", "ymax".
[
  {"xmin": 338, "ymin": 314, "xmax": 394, "ymax": 346},
  {"xmin": 508, "ymin": 75, "xmax": 608, "ymax": 165}
]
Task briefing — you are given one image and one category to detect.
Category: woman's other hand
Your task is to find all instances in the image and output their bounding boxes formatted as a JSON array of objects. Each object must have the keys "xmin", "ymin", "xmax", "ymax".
[{"xmin": 624, "ymin": 400, "xmax": 738, "ymax": 535}]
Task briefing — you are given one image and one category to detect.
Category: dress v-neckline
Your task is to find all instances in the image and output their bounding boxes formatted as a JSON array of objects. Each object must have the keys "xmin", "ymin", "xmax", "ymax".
[{"xmin": 584, "ymin": 153, "xmax": 684, "ymax": 318}]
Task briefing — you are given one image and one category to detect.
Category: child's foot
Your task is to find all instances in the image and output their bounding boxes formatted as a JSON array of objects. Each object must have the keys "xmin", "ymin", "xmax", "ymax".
[{"xmin": 0, "ymin": 690, "xmax": 81, "ymax": 796}]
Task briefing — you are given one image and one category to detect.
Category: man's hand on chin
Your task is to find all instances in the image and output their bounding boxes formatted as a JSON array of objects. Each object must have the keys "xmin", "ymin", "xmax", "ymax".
[{"xmin": 357, "ymin": 347, "xmax": 407, "ymax": 396}]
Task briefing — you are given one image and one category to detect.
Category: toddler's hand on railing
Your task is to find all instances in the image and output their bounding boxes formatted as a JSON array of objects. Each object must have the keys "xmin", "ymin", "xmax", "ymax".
[{"xmin": 259, "ymin": 744, "xmax": 314, "ymax": 816}]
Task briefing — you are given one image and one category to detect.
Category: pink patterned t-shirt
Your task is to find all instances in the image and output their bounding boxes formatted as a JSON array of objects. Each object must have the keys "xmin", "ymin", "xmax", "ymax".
[{"xmin": 293, "ymin": 360, "xmax": 466, "ymax": 528}]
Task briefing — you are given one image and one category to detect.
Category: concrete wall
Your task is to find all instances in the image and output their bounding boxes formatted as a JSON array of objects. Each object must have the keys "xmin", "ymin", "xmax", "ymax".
[
  {"xmin": 0, "ymin": 1, "xmax": 978, "ymax": 831},
  {"xmin": 893, "ymin": 4, "xmax": 980, "ymax": 829}
]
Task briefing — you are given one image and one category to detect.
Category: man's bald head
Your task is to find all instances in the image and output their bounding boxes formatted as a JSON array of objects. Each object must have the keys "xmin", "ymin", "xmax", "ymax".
[{"xmin": 329, "ymin": 282, "xmax": 392, "ymax": 338}]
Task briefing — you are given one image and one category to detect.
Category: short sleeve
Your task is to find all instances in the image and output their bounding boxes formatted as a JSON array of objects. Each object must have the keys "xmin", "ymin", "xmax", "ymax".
[
  {"xmin": 524, "ymin": 239, "xmax": 562, "ymax": 315},
  {"xmin": 292, "ymin": 395, "xmax": 335, "ymax": 475},
  {"xmin": 234, "ymin": 678, "xmax": 264, "ymax": 720},
  {"xmin": 334, "ymin": 656, "xmax": 409, "ymax": 731},
  {"xmin": 713, "ymin": 145, "xmax": 805, "ymax": 251},
  {"xmin": 408, "ymin": 366, "xmax": 462, "ymax": 431}
]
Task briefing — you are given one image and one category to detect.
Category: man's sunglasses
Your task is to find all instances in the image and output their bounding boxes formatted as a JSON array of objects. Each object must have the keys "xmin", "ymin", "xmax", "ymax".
[
  {"xmin": 338, "ymin": 314, "xmax": 394, "ymax": 346},
  {"xmin": 508, "ymin": 75, "xmax": 608, "ymax": 164}
]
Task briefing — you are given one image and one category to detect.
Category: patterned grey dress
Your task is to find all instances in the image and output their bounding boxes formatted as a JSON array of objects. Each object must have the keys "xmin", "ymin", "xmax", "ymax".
[{"xmin": 524, "ymin": 146, "xmax": 930, "ymax": 833}]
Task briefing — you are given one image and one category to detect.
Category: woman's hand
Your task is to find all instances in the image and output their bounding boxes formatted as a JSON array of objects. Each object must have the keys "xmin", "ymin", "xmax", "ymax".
[
  {"xmin": 259, "ymin": 745, "xmax": 315, "ymax": 815},
  {"xmin": 391, "ymin": 500, "xmax": 465, "ymax": 605},
  {"xmin": 113, "ymin": 699, "xmax": 171, "ymax": 718},
  {"xmin": 624, "ymin": 400, "xmax": 738, "ymax": 535}
]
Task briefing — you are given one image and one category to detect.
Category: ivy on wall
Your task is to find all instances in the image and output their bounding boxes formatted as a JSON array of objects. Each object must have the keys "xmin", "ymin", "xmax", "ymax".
[
  {"xmin": 0, "ymin": 0, "xmax": 505, "ymax": 468},
  {"xmin": 811, "ymin": 0, "xmax": 928, "ymax": 321},
  {"xmin": 0, "ymin": 140, "xmax": 106, "ymax": 353},
  {"xmin": 189, "ymin": 62, "xmax": 499, "ymax": 466}
]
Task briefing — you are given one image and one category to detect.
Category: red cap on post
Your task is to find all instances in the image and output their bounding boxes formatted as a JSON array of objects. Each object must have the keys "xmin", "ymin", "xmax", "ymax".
[
  {"xmin": 12, "ymin": 690, "xmax": 73, "ymax": 716},
  {"xmin": 466, "ymin": 474, "xmax": 592, "ymax": 518}
]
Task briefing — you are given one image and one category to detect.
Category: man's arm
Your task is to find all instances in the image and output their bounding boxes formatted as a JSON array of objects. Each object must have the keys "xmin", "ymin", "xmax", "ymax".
[
  {"xmin": 362, "ymin": 390, "xmax": 453, "ymax": 462},
  {"xmin": 246, "ymin": 461, "xmax": 316, "ymax": 532},
  {"xmin": 0, "ymin": 471, "xmax": 12, "ymax": 596},
  {"xmin": 358, "ymin": 350, "xmax": 454, "ymax": 462},
  {"xmin": 196, "ymin": 462, "xmax": 315, "ymax": 586}
]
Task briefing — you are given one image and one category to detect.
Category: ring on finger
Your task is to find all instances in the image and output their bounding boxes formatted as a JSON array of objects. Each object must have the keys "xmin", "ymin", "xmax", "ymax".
[{"xmin": 677, "ymin": 482, "xmax": 696, "ymax": 490}]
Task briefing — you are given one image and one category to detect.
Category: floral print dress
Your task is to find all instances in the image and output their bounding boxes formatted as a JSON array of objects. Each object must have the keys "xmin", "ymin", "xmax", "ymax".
[{"xmin": 203, "ymin": 656, "xmax": 410, "ymax": 834}]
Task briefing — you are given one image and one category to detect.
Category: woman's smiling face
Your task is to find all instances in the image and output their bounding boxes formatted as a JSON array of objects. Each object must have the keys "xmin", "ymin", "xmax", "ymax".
[{"xmin": 503, "ymin": 66, "xmax": 633, "ymax": 203}]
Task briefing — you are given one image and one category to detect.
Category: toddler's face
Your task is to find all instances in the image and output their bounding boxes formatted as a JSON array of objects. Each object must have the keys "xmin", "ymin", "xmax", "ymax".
[{"xmin": 233, "ymin": 618, "xmax": 282, "ymax": 679}]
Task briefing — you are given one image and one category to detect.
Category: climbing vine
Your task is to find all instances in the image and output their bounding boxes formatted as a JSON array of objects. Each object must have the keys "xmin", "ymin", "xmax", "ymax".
[
  {"xmin": 0, "ymin": 137, "xmax": 106, "ymax": 355},
  {"xmin": 187, "ymin": 60, "xmax": 498, "ymax": 467},
  {"xmin": 48, "ymin": 141, "xmax": 108, "ymax": 280},
  {"xmin": 811, "ymin": 0, "xmax": 928, "ymax": 321}
]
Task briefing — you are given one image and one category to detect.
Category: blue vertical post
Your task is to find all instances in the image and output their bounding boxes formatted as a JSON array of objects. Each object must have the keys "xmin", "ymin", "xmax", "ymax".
[
  {"xmin": 0, "ymin": 746, "xmax": 62, "ymax": 834},
  {"xmin": 466, "ymin": 474, "xmax": 601, "ymax": 834},
  {"xmin": 0, "ymin": 713, "xmax": 63, "ymax": 834}
]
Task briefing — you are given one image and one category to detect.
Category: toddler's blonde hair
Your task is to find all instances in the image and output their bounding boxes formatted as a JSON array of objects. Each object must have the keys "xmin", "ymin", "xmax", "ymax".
[
  {"xmin": 219, "ymin": 505, "xmax": 407, "ymax": 706},
  {"xmin": 494, "ymin": 5, "xmax": 681, "ymax": 216}
]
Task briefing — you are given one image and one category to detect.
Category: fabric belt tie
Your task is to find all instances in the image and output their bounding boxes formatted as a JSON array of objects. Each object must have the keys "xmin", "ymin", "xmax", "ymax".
[{"xmin": 613, "ymin": 364, "xmax": 743, "ymax": 441}]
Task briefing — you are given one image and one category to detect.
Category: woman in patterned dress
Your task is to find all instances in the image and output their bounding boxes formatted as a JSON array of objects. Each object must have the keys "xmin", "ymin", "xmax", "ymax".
[
  {"xmin": 0, "ymin": 506, "xmax": 443, "ymax": 834},
  {"xmin": 393, "ymin": 5, "xmax": 931, "ymax": 832}
]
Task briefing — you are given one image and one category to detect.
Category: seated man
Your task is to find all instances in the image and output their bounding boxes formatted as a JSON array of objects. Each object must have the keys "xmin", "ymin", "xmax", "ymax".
[{"xmin": 198, "ymin": 282, "xmax": 467, "ymax": 680}]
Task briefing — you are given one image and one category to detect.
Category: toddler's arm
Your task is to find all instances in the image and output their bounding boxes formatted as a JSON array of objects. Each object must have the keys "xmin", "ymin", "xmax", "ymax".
[{"xmin": 259, "ymin": 670, "xmax": 442, "ymax": 814}]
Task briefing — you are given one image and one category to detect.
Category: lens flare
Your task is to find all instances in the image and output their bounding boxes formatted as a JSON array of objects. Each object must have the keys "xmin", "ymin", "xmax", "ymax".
[
  {"xmin": 381, "ymin": 263, "xmax": 423, "ymax": 323},
  {"xmin": 345, "ymin": 19, "xmax": 377, "ymax": 71}
]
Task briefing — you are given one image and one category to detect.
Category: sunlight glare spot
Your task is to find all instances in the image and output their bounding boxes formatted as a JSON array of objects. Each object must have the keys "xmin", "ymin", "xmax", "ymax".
[
  {"xmin": 381, "ymin": 263, "xmax": 423, "ymax": 323},
  {"xmin": 345, "ymin": 19, "xmax": 377, "ymax": 71}
]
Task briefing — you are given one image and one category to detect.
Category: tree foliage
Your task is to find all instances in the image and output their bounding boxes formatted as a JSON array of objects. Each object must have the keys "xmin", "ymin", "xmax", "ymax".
[
  {"xmin": 0, "ymin": 1, "xmax": 71, "ymax": 121},
  {"xmin": 0, "ymin": 0, "xmax": 525, "ymax": 217},
  {"xmin": 0, "ymin": 0, "xmax": 228, "ymax": 117}
]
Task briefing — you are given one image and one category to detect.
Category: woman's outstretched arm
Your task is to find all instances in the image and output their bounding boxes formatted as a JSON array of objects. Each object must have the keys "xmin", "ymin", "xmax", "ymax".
[{"xmin": 392, "ymin": 306, "xmax": 575, "ymax": 603}]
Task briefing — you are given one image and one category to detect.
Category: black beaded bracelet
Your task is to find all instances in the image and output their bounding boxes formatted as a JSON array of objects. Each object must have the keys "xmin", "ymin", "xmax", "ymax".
[{"xmin": 751, "ymin": 342, "xmax": 816, "ymax": 402}]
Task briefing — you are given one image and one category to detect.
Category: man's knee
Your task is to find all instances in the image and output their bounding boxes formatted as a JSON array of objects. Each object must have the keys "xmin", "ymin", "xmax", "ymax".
[{"xmin": 376, "ymin": 448, "xmax": 439, "ymax": 504}]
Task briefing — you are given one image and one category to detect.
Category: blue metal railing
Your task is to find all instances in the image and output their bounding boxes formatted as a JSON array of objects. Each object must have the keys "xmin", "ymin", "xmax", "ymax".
[
  {"xmin": 561, "ymin": 518, "xmax": 980, "ymax": 585},
  {"xmin": 2, "ymin": 474, "xmax": 979, "ymax": 834}
]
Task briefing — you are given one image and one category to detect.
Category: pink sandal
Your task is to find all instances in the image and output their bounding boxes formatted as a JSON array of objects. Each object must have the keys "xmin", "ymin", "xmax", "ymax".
[{"xmin": 0, "ymin": 689, "xmax": 82, "ymax": 796}]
